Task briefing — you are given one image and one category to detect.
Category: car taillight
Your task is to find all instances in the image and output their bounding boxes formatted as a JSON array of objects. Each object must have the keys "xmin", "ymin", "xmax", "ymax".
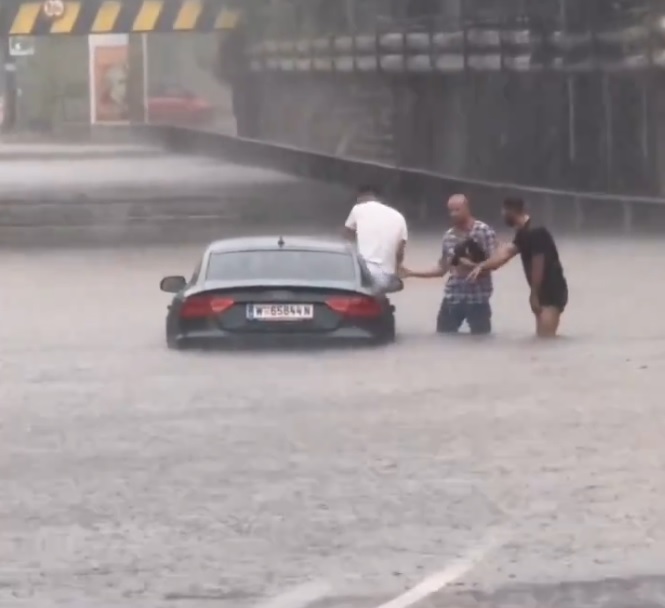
[
  {"xmin": 180, "ymin": 296, "xmax": 235, "ymax": 319},
  {"xmin": 326, "ymin": 296, "xmax": 382, "ymax": 317}
]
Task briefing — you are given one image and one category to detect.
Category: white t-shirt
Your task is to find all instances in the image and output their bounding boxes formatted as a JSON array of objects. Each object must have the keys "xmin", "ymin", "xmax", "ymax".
[{"xmin": 344, "ymin": 200, "xmax": 408, "ymax": 274}]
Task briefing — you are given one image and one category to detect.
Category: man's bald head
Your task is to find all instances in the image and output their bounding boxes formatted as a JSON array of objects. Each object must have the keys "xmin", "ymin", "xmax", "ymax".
[
  {"xmin": 447, "ymin": 193, "xmax": 472, "ymax": 228},
  {"xmin": 448, "ymin": 193, "xmax": 469, "ymax": 207}
]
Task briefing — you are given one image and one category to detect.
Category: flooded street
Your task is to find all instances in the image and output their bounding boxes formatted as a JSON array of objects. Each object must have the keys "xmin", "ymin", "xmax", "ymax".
[{"xmin": 1, "ymin": 232, "xmax": 664, "ymax": 607}]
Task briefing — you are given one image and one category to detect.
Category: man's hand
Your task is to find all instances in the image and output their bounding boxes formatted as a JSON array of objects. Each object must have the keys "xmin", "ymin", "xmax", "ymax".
[
  {"xmin": 466, "ymin": 263, "xmax": 484, "ymax": 282},
  {"xmin": 529, "ymin": 291, "xmax": 541, "ymax": 315},
  {"xmin": 457, "ymin": 257, "xmax": 476, "ymax": 269},
  {"xmin": 397, "ymin": 266, "xmax": 412, "ymax": 278}
]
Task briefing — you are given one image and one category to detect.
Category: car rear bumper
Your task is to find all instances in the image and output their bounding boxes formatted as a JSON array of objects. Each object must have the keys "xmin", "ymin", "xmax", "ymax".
[{"xmin": 172, "ymin": 327, "xmax": 391, "ymax": 349}]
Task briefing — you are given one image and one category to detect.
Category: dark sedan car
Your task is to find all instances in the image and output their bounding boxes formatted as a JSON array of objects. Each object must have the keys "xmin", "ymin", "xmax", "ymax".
[{"xmin": 160, "ymin": 236, "xmax": 399, "ymax": 348}]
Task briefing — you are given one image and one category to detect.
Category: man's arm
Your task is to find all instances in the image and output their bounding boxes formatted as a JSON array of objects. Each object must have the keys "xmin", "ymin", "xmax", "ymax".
[
  {"xmin": 394, "ymin": 215, "xmax": 408, "ymax": 270},
  {"xmin": 530, "ymin": 254, "xmax": 545, "ymax": 293},
  {"xmin": 343, "ymin": 227, "xmax": 356, "ymax": 241},
  {"xmin": 403, "ymin": 256, "xmax": 448, "ymax": 279},
  {"xmin": 457, "ymin": 257, "xmax": 476, "ymax": 269},
  {"xmin": 479, "ymin": 242, "xmax": 518, "ymax": 272},
  {"xmin": 343, "ymin": 206, "xmax": 357, "ymax": 241},
  {"xmin": 403, "ymin": 229, "xmax": 450, "ymax": 278},
  {"xmin": 527, "ymin": 228, "xmax": 552, "ymax": 297},
  {"xmin": 467, "ymin": 242, "xmax": 517, "ymax": 281},
  {"xmin": 396, "ymin": 239, "xmax": 406, "ymax": 269}
]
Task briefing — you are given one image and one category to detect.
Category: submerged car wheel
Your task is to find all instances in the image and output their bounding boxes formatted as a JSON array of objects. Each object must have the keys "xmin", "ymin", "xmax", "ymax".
[
  {"xmin": 166, "ymin": 332, "xmax": 182, "ymax": 350},
  {"xmin": 386, "ymin": 314, "xmax": 396, "ymax": 342},
  {"xmin": 374, "ymin": 314, "xmax": 396, "ymax": 344},
  {"xmin": 166, "ymin": 319, "xmax": 184, "ymax": 350}
]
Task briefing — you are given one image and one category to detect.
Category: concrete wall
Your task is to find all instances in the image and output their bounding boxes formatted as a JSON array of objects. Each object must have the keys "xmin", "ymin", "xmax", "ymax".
[
  {"xmin": 248, "ymin": 70, "xmax": 661, "ymax": 197},
  {"xmin": 255, "ymin": 74, "xmax": 398, "ymax": 164}
]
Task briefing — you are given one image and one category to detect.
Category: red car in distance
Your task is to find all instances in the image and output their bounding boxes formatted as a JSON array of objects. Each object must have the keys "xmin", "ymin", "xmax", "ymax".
[{"xmin": 147, "ymin": 84, "xmax": 215, "ymax": 127}]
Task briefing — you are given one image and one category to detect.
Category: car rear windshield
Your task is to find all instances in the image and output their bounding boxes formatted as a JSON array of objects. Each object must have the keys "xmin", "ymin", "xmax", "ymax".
[{"xmin": 206, "ymin": 249, "xmax": 357, "ymax": 282}]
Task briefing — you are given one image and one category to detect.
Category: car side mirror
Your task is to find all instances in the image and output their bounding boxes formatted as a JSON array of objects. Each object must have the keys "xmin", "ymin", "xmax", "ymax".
[{"xmin": 160, "ymin": 275, "xmax": 186, "ymax": 293}]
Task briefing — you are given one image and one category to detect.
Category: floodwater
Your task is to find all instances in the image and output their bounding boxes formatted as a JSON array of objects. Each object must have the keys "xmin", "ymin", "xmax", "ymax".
[
  {"xmin": 1, "ymin": 232, "xmax": 664, "ymax": 608},
  {"xmin": 1, "ymin": 146, "xmax": 664, "ymax": 607}
]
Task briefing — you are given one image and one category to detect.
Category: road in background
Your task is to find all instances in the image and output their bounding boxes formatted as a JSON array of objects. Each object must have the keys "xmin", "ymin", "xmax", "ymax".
[
  {"xmin": 0, "ymin": 144, "xmax": 351, "ymax": 247},
  {"xmin": 1, "ymin": 147, "xmax": 665, "ymax": 608}
]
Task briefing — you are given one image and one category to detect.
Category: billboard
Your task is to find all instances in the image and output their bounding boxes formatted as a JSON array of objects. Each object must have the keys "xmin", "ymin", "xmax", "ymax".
[{"xmin": 88, "ymin": 34, "xmax": 129, "ymax": 124}]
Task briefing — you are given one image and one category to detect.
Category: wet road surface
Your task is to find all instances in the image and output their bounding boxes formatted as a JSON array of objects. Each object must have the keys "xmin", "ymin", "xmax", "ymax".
[
  {"xmin": 2, "ymin": 231, "xmax": 665, "ymax": 608},
  {"xmin": 0, "ymin": 148, "xmax": 349, "ymax": 247},
  {"xmin": 0, "ymin": 151, "xmax": 296, "ymax": 196}
]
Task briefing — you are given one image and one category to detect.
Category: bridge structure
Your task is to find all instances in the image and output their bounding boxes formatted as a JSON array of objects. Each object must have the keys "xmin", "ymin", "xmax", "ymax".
[
  {"xmin": 2, "ymin": 0, "xmax": 665, "ymax": 230},
  {"xmin": 227, "ymin": 0, "xmax": 665, "ymax": 199},
  {"xmin": 6, "ymin": 0, "xmax": 665, "ymax": 201}
]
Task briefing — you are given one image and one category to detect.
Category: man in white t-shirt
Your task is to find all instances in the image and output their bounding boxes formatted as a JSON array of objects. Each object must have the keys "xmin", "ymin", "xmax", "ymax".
[{"xmin": 343, "ymin": 186, "xmax": 408, "ymax": 292}]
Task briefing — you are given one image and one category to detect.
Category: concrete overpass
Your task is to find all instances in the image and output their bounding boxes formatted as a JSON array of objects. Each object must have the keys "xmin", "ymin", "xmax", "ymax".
[{"xmin": 1, "ymin": 140, "xmax": 664, "ymax": 608}]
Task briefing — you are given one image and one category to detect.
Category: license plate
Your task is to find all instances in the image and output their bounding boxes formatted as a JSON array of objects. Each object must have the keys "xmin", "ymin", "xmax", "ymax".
[{"xmin": 247, "ymin": 303, "xmax": 314, "ymax": 321}]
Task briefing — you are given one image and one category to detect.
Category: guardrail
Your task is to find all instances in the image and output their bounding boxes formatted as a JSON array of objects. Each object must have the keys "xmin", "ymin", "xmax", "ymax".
[{"xmin": 148, "ymin": 124, "xmax": 665, "ymax": 232}]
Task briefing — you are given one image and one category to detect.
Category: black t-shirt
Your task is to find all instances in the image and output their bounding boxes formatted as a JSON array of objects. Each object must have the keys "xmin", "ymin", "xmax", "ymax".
[{"xmin": 513, "ymin": 221, "xmax": 566, "ymax": 290}]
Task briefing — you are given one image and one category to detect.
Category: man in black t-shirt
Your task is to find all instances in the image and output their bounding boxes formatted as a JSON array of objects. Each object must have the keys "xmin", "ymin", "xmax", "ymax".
[{"xmin": 467, "ymin": 197, "xmax": 568, "ymax": 338}]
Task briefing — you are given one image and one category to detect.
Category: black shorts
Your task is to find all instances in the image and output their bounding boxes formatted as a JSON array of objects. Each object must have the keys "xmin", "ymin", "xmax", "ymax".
[{"xmin": 538, "ymin": 280, "xmax": 568, "ymax": 312}]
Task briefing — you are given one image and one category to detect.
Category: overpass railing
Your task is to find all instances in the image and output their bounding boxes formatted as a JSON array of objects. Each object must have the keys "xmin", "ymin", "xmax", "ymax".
[{"xmin": 149, "ymin": 125, "xmax": 665, "ymax": 232}]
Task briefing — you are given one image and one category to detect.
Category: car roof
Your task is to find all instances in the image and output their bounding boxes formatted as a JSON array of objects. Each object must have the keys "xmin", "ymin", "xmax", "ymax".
[{"xmin": 206, "ymin": 236, "xmax": 354, "ymax": 254}]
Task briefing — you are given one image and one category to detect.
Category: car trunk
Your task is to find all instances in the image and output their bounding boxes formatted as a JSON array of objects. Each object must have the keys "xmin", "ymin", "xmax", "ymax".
[{"xmin": 185, "ymin": 285, "xmax": 379, "ymax": 334}]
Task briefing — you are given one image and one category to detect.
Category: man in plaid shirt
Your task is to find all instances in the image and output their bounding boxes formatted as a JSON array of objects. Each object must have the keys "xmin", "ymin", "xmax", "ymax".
[{"xmin": 401, "ymin": 194, "xmax": 498, "ymax": 334}]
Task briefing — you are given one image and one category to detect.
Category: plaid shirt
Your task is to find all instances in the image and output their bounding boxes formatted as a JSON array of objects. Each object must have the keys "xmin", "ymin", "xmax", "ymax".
[{"xmin": 441, "ymin": 220, "xmax": 498, "ymax": 303}]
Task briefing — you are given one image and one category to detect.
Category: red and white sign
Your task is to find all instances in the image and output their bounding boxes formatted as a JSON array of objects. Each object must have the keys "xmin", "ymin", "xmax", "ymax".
[{"xmin": 42, "ymin": 0, "xmax": 65, "ymax": 19}]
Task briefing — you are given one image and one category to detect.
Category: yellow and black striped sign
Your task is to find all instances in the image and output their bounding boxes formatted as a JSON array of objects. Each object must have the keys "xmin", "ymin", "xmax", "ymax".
[{"xmin": 1, "ymin": 0, "xmax": 240, "ymax": 36}]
